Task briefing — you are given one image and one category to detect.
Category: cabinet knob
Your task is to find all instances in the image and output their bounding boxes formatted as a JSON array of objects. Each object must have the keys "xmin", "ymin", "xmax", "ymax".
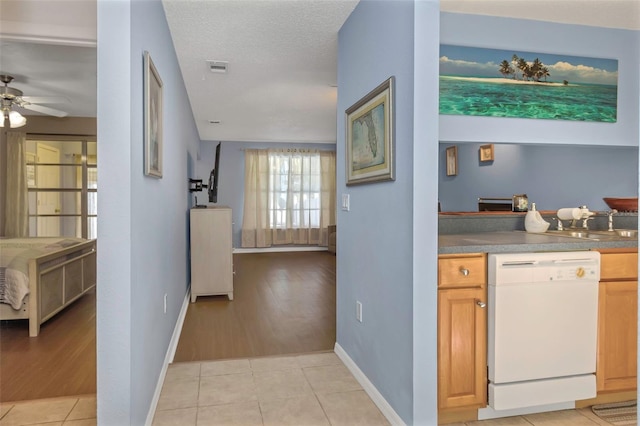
[
  {"xmin": 476, "ymin": 299, "xmax": 486, "ymax": 308},
  {"xmin": 459, "ymin": 267, "xmax": 470, "ymax": 276}
]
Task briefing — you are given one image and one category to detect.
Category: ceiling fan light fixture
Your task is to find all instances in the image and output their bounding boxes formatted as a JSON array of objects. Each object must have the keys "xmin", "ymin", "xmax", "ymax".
[{"xmin": 0, "ymin": 110, "xmax": 27, "ymax": 128}]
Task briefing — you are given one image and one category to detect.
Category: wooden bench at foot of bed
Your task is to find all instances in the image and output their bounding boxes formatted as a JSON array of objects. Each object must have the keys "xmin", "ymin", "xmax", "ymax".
[{"xmin": 0, "ymin": 239, "xmax": 97, "ymax": 337}]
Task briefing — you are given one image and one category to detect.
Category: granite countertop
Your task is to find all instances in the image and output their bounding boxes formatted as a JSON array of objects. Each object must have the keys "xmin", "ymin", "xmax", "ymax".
[{"xmin": 439, "ymin": 231, "xmax": 637, "ymax": 254}]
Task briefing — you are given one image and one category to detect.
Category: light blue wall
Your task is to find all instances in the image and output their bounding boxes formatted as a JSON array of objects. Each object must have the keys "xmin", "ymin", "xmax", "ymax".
[
  {"xmin": 412, "ymin": 2, "xmax": 440, "ymax": 424},
  {"xmin": 438, "ymin": 143, "xmax": 639, "ymax": 212},
  {"xmin": 440, "ymin": 13, "xmax": 640, "ymax": 147},
  {"xmin": 195, "ymin": 141, "xmax": 336, "ymax": 248},
  {"xmin": 97, "ymin": 0, "xmax": 200, "ymax": 424},
  {"xmin": 93, "ymin": 2, "xmax": 638, "ymax": 424},
  {"xmin": 338, "ymin": 1, "xmax": 423, "ymax": 423}
]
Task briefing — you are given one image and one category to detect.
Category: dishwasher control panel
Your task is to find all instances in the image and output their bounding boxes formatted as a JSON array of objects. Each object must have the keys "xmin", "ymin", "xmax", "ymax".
[
  {"xmin": 553, "ymin": 265, "xmax": 598, "ymax": 281},
  {"xmin": 488, "ymin": 251, "xmax": 601, "ymax": 285}
]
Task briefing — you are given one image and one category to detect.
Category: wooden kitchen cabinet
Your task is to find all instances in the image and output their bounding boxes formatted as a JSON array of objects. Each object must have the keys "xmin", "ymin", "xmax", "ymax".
[
  {"xmin": 596, "ymin": 248, "xmax": 637, "ymax": 393},
  {"xmin": 190, "ymin": 207, "xmax": 234, "ymax": 302},
  {"xmin": 438, "ymin": 253, "xmax": 487, "ymax": 411}
]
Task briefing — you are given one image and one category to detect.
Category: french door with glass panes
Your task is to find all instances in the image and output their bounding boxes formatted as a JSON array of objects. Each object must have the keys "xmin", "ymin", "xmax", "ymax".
[{"xmin": 27, "ymin": 137, "xmax": 97, "ymax": 239}]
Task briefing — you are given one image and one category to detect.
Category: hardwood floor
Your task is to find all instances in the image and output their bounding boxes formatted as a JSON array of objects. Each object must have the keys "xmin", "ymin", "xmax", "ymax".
[
  {"xmin": 174, "ymin": 251, "xmax": 336, "ymax": 362},
  {"xmin": 0, "ymin": 251, "xmax": 336, "ymax": 402},
  {"xmin": 0, "ymin": 289, "xmax": 96, "ymax": 403}
]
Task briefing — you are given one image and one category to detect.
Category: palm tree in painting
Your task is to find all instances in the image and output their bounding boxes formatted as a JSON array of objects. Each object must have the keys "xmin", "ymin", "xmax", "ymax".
[
  {"xmin": 531, "ymin": 58, "xmax": 543, "ymax": 81},
  {"xmin": 518, "ymin": 58, "xmax": 530, "ymax": 80},
  {"xmin": 499, "ymin": 60, "xmax": 514, "ymax": 78},
  {"xmin": 511, "ymin": 54, "xmax": 520, "ymax": 79},
  {"xmin": 499, "ymin": 54, "xmax": 551, "ymax": 83},
  {"xmin": 540, "ymin": 66, "xmax": 550, "ymax": 82}
]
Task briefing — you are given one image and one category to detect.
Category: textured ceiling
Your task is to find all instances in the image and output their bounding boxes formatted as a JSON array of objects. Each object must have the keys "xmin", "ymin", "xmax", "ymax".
[
  {"xmin": 162, "ymin": 0, "xmax": 359, "ymax": 143},
  {"xmin": 0, "ymin": 40, "xmax": 97, "ymax": 118},
  {"xmin": 441, "ymin": 0, "xmax": 640, "ymax": 31},
  {"xmin": 1, "ymin": 0, "xmax": 639, "ymax": 141},
  {"xmin": 0, "ymin": 0, "xmax": 97, "ymax": 118}
]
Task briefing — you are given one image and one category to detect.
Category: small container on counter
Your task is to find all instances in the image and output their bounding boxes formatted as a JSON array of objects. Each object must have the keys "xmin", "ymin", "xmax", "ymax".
[
  {"xmin": 524, "ymin": 202, "xmax": 550, "ymax": 233},
  {"xmin": 512, "ymin": 194, "xmax": 529, "ymax": 212}
]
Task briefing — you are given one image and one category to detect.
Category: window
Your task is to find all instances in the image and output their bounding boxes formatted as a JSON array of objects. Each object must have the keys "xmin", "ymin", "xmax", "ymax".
[
  {"xmin": 240, "ymin": 148, "xmax": 336, "ymax": 248},
  {"xmin": 26, "ymin": 138, "xmax": 97, "ymax": 239},
  {"xmin": 268, "ymin": 151, "xmax": 321, "ymax": 229}
]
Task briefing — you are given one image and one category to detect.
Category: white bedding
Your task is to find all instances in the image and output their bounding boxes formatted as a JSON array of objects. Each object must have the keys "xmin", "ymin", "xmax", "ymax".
[{"xmin": 0, "ymin": 237, "xmax": 86, "ymax": 309}]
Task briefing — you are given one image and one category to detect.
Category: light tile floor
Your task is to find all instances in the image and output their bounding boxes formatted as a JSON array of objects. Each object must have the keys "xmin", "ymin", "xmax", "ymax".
[
  {"xmin": 0, "ymin": 353, "xmax": 622, "ymax": 426},
  {"xmin": 445, "ymin": 407, "xmax": 620, "ymax": 425},
  {"xmin": 152, "ymin": 352, "xmax": 390, "ymax": 426},
  {"xmin": 0, "ymin": 396, "xmax": 96, "ymax": 426}
]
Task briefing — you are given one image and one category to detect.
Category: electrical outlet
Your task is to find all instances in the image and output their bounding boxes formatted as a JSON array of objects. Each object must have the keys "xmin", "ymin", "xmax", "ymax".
[
  {"xmin": 356, "ymin": 301, "xmax": 362, "ymax": 322},
  {"xmin": 163, "ymin": 293, "xmax": 167, "ymax": 314}
]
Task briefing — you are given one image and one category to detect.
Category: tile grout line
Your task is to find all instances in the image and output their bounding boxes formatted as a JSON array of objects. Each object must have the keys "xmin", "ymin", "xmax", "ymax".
[
  {"xmin": 195, "ymin": 361, "xmax": 203, "ymax": 424},
  {"xmin": 0, "ymin": 404, "xmax": 14, "ymax": 421},
  {"xmin": 63, "ymin": 398, "xmax": 81, "ymax": 422},
  {"xmin": 303, "ymin": 367, "xmax": 334, "ymax": 426}
]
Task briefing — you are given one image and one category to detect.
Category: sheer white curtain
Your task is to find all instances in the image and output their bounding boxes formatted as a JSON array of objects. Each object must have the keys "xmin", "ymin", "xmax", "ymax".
[
  {"xmin": 241, "ymin": 149, "xmax": 271, "ymax": 247},
  {"xmin": 241, "ymin": 148, "xmax": 336, "ymax": 248},
  {"xmin": 319, "ymin": 151, "xmax": 336, "ymax": 245},
  {"xmin": 5, "ymin": 131, "xmax": 28, "ymax": 237}
]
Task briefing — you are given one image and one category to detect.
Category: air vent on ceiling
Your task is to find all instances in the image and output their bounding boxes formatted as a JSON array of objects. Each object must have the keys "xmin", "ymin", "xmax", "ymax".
[{"xmin": 206, "ymin": 60, "xmax": 228, "ymax": 73}]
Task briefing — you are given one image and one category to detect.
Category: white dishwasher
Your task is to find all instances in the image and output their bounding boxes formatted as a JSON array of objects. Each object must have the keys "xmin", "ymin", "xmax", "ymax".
[{"xmin": 487, "ymin": 251, "xmax": 600, "ymax": 412}]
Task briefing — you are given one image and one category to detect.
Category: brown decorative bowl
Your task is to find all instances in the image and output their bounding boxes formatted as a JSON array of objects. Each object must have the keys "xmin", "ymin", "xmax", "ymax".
[{"xmin": 603, "ymin": 197, "xmax": 638, "ymax": 212}]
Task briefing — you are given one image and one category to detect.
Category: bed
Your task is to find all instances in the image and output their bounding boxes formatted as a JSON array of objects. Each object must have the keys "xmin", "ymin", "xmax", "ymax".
[{"xmin": 0, "ymin": 237, "xmax": 97, "ymax": 337}]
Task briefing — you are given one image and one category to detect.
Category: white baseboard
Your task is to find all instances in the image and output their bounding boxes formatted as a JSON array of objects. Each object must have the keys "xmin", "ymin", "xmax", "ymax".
[
  {"xmin": 145, "ymin": 288, "xmax": 191, "ymax": 426},
  {"xmin": 233, "ymin": 246, "xmax": 328, "ymax": 254},
  {"xmin": 334, "ymin": 343, "xmax": 406, "ymax": 426},
  {"xmin": 168, "ymin": 289, "xmax": 191, "ymax": 364}
]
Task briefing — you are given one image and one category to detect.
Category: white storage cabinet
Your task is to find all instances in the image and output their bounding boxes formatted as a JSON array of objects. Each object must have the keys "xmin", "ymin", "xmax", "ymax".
[{"xmin": 189, "ymin": 207, "xmax": 233, "ymax": 302}]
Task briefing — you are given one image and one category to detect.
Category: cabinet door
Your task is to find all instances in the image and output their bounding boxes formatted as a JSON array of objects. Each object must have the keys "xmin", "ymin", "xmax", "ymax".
[
  {"xmin": 597, "ymin": 280, "xmax": 638, "ymax": 392},
  {"xmin": 438, "ymin": 287, "xmax": 487, "ymax": 409},
  {"xmin": 190, "ymin": 208, "xmax": 233, "ymax": 299}
]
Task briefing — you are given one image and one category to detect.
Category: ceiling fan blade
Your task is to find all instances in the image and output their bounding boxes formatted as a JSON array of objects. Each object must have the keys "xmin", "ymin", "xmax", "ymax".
[
  {"xmin": 21, "ymin": 103, "xmax": 69, "ymax": 118},
  {"xmin": 21, "ymin": 96, "xmax": 70, "ymax": 104}
]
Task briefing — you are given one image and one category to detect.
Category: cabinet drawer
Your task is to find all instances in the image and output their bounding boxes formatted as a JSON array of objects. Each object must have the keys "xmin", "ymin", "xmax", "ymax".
[
  {"xmin": 600, "ymin": 251, "xmax": 638, "ymax": 280},
  {"xmin": 439, "ymin": 254, "xmax": 486, "ymax": 289}
]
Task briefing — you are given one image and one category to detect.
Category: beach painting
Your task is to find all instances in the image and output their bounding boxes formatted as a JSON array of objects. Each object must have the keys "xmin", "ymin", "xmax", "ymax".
[{"xmin": 439, "ymin": 45, "xmax": 618, "ymax": 122}]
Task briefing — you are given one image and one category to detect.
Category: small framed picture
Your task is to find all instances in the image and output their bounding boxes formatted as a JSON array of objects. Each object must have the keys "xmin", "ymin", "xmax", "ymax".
[
  {"xmin": 446, "ymin": 146, "xmax": 457, "ymax": 176},
  {"xmin": 479, "ymin": 144, "xmax": 494, "ymax": 162}
]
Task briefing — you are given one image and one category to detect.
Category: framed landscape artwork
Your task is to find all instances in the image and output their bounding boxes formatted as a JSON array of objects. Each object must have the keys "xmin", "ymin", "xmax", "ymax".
[
  {"xmin": 345, "ymin": 76, "xmax": 395, "ymax": 186},
  {"xmin": 144, "ymin": 51, "xmax": 164, "ymax": 178},
  {"xmin": 439, "ymin": 44, "xmax": 618, "ymax": 123}
]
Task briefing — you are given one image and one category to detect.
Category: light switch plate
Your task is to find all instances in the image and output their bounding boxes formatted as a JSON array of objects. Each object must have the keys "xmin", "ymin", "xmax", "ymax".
[{"xmin": 342, "ymin": 194, "xmax": 350, "ymax": 211}]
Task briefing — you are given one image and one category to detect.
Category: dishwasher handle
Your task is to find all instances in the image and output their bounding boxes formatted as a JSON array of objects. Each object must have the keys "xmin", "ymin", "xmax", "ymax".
[{"xmin": 499, "ymin": 261, "xmax": 539, "ymax": 267}]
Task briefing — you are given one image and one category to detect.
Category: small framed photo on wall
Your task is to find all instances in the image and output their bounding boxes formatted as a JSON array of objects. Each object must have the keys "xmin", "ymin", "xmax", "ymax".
[{"xmin": 480, "ymin": 144, "xmax": 494, "ymax": 162}]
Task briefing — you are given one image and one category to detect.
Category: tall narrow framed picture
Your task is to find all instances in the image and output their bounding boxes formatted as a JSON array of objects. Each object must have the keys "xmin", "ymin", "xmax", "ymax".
[
  {"xmin": 144, "ymin": 51, "xmax": 163, "ymax": 178},
  {"xmin": 446, "ymin": 146, "xmax": 458, "ymax": 176},
  {"xmin": 345, "ymin": 76, "xmax": 395, "ymax": 186}
]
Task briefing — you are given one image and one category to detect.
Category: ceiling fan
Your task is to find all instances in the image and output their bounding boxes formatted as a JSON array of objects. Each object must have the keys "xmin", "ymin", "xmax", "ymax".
[{"xmin": 1, "ymin": 74, "xmax": 69, "ymax": 128}]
